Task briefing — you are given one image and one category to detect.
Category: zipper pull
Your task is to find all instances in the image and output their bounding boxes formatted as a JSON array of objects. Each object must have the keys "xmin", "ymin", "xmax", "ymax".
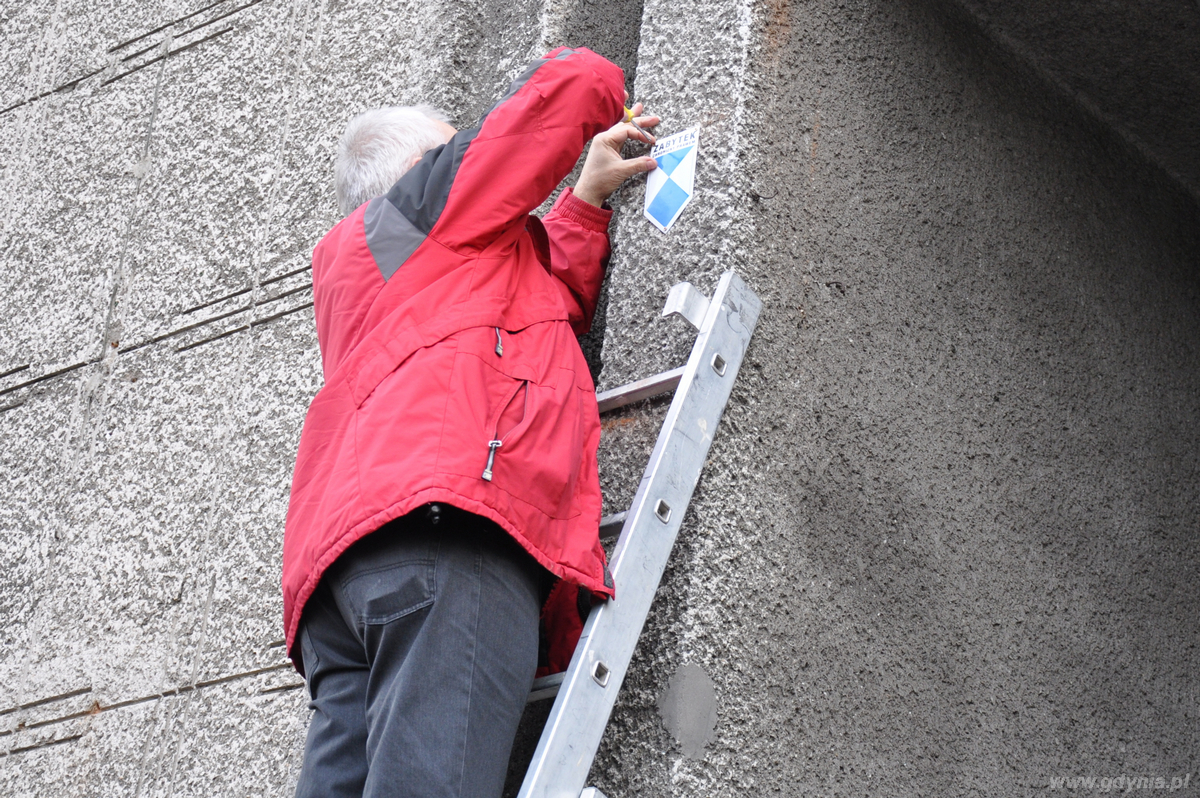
[
  {"xmin": 494, "ymin": 327, "xmax": 503, "ymax": 357},
  {"xmin": 482, "ymin": 439, "xmax": 502, "ymax": 481}
]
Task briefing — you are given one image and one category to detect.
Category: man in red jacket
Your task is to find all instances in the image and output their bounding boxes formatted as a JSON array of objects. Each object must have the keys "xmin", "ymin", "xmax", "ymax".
[{"xmin": 285, "ymin": 48, "xmax": 658, "ymax": 798}]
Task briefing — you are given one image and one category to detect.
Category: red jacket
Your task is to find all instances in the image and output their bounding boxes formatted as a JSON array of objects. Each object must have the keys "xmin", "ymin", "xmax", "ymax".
[{"xmin": 282, "ymin": 48, "xmax": 625, "ymax": 673}]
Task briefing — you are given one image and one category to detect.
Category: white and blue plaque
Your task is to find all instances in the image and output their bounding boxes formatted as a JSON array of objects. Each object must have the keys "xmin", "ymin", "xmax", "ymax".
[{"xmin": 643, "ymin": 127, "xmax": 699, "ymax": 233}]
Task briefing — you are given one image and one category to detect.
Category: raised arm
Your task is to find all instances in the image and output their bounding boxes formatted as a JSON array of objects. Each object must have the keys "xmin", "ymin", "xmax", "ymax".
[
  {"xmin": 399, "ymin": 48, "xmax": 626, "ymax": 254},
  {"xmin": 540, "ymin": 104, "xmax": 662, "ymax": 333},
  {"xmin": 541, "ymin": 188, "xmax": 613, "ymax": 334}
]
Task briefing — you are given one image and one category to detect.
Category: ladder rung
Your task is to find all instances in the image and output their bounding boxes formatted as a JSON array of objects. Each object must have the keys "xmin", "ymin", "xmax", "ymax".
[
  {"xmin": 527, "ymin": 672, "xmax": 564, "ymax": 703},
  {"xmin": 595, "ymin": 366, "xmax": 685, "ymax": 414},
  {"xmin": 598, "ymin": 511, "xmax": 626, "ymax": 541}
]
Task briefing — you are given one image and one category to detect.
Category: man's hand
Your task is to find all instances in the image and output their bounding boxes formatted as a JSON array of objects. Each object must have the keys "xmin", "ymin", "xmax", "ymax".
[{"xmin": 574, "ymin": 102, "xmax": 661, "ymax": 208}]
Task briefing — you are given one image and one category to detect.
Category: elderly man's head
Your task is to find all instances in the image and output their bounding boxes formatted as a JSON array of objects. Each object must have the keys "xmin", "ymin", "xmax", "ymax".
[{"xmin": 334, "ymin": 105, "xmax": 457, "ymax": 216}]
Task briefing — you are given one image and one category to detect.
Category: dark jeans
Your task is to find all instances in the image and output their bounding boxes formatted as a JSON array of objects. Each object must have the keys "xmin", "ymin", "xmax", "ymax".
[{"xmin": 294, "ymin": 505, "xmax": 547, "ymax": 798}]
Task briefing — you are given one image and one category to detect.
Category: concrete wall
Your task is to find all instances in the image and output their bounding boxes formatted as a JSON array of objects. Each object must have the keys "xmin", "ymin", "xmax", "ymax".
[
  {"xmin": 952, "ymin": 0, "xmax": 1200, "ymax": 197},
  {"xmin": 588, "ymin": 0, "xmax": 1200, "ymax": 794},
  {"xmin": 2, "ymin": 0, "xmax": 1197, "ymax": 795}
]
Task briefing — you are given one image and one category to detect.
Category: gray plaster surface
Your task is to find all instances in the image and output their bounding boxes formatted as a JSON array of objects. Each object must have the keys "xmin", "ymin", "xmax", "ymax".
[
  {"xmin": 3, "ymin": 0, "xmax": 1198, "ymax": 795},
  {"xmin": 951, "ymin": 0, "xmax": 1200, "ymax": 197},
  {"xmin": 585, "ymin": 1, "xmax": 1200, "ymax": 795},
  {"xmin": 657, "ymin": 663, "xmax": 718, "ymax": 759}
]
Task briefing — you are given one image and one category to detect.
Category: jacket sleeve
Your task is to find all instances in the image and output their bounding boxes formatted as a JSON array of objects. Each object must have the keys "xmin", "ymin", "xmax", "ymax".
[
  {"xmin": 541, "ymin": 188, "xmax": 613, "ymax": 334},
  {"xmin": 431, "ymin": 48, "xmax": 625, "ymax": 253}
]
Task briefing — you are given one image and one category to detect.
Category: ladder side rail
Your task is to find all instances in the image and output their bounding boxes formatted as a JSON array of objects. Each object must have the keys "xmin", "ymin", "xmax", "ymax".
[
  {"xmin": 516, "ymin": 271, "xmax": 762, "ymax": 798},
  {"xmin": 527, "ymin": 367, "xmax": 684, "ymax": 704}
]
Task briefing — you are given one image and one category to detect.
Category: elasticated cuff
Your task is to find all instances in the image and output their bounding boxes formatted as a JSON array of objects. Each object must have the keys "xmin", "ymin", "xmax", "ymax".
[{"xmin": 551, "ymin": 188, "xmax": 613, "ymax": 232}]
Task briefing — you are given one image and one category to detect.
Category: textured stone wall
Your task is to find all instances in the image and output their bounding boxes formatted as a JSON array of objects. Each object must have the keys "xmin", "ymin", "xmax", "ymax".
[
  {"xmin": 587, "ymin": 1, "xmax": 1200, "ymax": 794},
  {"xmin": 2, "ymin": 0, "xmax": 1197, "ymax": 796}
]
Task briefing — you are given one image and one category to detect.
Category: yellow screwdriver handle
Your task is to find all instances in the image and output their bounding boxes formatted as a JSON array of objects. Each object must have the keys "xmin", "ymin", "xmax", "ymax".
[{"xmin": 622, "ymin": 106, "xmax": 653, "ymax": 140}]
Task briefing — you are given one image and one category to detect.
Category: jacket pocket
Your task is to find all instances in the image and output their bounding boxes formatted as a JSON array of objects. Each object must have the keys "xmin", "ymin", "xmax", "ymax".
[
  {"xmin": 485, "ymin": 370, "xmax": 588, "ymax": 518},
  {"xmin": 438, "ymin": 324, "xmax": 591, "ymax": 520},
  {"xmin": 482, "ymin": 379, "xmax": 530, "ymax": 481}
]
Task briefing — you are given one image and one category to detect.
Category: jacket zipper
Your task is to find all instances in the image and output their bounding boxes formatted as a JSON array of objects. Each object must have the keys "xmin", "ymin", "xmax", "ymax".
[
  {"xmin": 494, "ymin": 327, "xmax": 503, "ymax": 356},
  {"xmin": 482, "ymin": 440, "xmax": 502, "ymax": 481},
  {"xmin": 481, "ymin": 379, "xmax": 528, "ymax": 481}
]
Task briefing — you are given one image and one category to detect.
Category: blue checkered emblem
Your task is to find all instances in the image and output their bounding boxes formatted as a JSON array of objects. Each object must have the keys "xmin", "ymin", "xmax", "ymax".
[{"xmin": 643, "ymin": 128, "xmax": 699, "ymax": 232}]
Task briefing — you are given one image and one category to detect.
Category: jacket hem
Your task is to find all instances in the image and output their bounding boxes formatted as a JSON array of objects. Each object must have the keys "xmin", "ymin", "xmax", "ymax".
[{"xmin": 284, "ymin": 487, "xmax": 612, "ymax": 665}]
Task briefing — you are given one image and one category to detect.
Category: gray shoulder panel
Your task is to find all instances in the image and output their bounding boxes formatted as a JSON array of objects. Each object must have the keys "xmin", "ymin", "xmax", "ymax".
[
  {"xmin": 363, "ymin": 196, "xmax": 428, "ymax": 281},
  {"xmin": 374, "ymin": 49, "xmax": 583, "ymax": 281}
]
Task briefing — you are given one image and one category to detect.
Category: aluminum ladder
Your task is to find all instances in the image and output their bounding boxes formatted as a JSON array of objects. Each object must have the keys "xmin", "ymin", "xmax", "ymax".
[{"xmin": 518, "ymin": 270, "xmax": 763, "ymax": 798}]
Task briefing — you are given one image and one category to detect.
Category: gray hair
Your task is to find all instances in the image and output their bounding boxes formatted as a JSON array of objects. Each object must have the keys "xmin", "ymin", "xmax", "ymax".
[{"xmin": 334, "ymin": 104, "xmax": 452, "ymax": 216}]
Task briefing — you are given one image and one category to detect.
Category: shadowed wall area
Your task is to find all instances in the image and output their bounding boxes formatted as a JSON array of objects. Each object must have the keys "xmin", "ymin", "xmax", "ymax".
[{"xmin": 1, "ymin": 0, "xmax": 1196, "ymax": 795}]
